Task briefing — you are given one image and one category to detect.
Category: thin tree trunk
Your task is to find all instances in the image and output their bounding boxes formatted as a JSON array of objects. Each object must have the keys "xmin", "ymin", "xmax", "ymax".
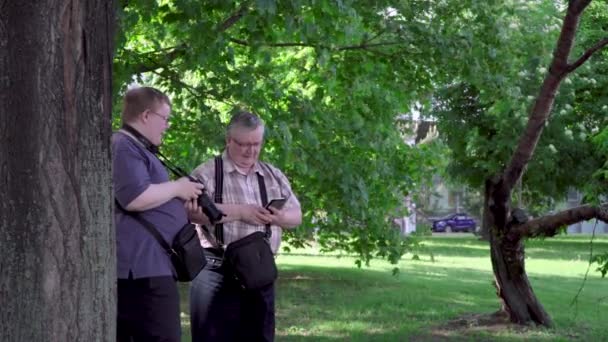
[
  {"xmin": 0, "ymin": 1, "xmax": 115, "ymax": 341},
  {"xmin": 483, "ymin": 179, "xmax": 553, "ymax": 326},
  {"xmin": 482, "ymin": 0, "xmax": 607, "ymax": 327}
]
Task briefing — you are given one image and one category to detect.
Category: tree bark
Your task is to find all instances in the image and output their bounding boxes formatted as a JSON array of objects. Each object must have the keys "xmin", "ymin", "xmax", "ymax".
[
  {"xmin": 489, "ymin": 227, "xmax": 553, "ymax": 326},
  {"xmin": 0, "ymin": 1, "xmax": 115, "ymax": 341}
]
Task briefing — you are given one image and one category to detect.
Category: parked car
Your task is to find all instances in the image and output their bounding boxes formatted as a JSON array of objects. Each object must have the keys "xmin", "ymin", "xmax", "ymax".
[{"xmin": 432, "ymin": 213, "xmax": 477, "ymax": 233}]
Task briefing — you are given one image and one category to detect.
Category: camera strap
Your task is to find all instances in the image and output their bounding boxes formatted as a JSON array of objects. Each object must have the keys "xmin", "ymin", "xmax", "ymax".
[
  {"xmin": 121, "ymin": 124, "xmax": 198, "ymax": 181},
  {"xmin": 214, "ymin": 156, "xmax": 271, "ymax": 246},
  {"xmin": 121, "ymin": 124, "xmax": 159, "ymax": 154}
]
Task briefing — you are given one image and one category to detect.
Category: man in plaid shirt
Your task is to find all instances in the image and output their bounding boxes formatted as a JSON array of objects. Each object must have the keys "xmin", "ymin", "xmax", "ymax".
[{"xmin": 187, "ymin": 111, "xmax": 302, "ymax": 341}]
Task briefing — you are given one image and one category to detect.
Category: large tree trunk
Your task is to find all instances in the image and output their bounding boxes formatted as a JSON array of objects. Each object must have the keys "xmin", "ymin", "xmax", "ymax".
[{"xmin": 0, "ymin": 1, "xmax": 115, "ymax": 341}]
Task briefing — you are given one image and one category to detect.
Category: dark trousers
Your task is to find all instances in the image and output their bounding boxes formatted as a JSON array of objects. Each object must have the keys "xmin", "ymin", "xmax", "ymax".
[
  {"xmin": 190, "ymin": 250, "xmax": 275, "ymax": 342},
  {"xmin": 117, "ymin": 275, "xmax": 181, "ymax": 342}
]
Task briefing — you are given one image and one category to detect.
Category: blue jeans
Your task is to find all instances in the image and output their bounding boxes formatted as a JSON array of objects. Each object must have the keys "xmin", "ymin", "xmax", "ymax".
[{"xmin": 190, "ymin": 250, "xmax": 275, "ymax": 342}]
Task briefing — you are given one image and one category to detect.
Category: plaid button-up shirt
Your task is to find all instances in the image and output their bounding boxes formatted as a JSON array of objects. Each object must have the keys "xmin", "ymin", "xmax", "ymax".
[{"xmin": 192, "ymin": 152, "xmax": 300, "ymax": 253}]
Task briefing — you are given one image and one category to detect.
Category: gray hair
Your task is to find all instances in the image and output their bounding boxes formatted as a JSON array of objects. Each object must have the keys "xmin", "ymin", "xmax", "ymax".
[{"xmin": 226, "ymin": 111, "xmax": 264, "ymax": 136}]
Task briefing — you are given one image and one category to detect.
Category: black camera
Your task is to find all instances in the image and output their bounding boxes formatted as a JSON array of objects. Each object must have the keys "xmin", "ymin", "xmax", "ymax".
[
  {"xmin": 197, "ymin": 191, "xmax": 224, "ymax": 223},
  {"xmin": 188, "ymin": 176, "xmax": 225, "ymax": 223}
]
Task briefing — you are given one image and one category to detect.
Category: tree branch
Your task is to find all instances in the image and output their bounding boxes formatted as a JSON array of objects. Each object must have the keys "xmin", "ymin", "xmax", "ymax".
[
  {"xmin": 513, "ymin": 204, "xmax": 608, "ymax": 238},
  {"xmin": 228, "ymin": 37, "xmax": 403, "ymax": 51},
  {"xmin": 570, "ymin": 0, "xmax": 593, "ymax": 14},
  {"xmin": 229, "ymin": 38, "xmax": 310, "ymax": 48},
  {"xmin": 216, "ymin": 3, "xmax": 249, "ymax": 32},
  {"xmin": 365, "ymin": 29, "xmax": 387, "ymax": 44},
  {"xmin": 120, "ymin": 44, "xmax": 188, "ymax": 74},
  {"xmin": 338, "ymin": 41, "xmax": 403, "ymax": 50},
  {"xmin": 567, "ymin": 37, "xmax": 608, "ymax": 73},
  {"xmin": 499, "ymin": 0, "xmax": 592, "ymax": 194}
]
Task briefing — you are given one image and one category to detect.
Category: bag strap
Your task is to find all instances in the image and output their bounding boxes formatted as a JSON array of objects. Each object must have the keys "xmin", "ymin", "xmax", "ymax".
[
  {"xmin": 257, "ymin": 173, "xmax": 272, "ymax": 239},
  {"xmin": 214, "ymin": 156, "xmax": 225, "ymax": 244},
  {"xmin": 115, "ymin": 199, "xmax": 176, "ymax": 256}
]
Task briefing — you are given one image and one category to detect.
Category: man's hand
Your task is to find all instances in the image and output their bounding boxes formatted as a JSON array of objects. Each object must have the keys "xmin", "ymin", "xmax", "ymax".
[
  {"xmin": 185, "ymin": 199, "xmax": 207, "ymax": 225},
  {"xmin": 239, "ymin": 204, "xmax": 274, "ymax": 225},
  {"xmin": 266, "ymin": 206, "xmax": 284, "ymax": 225},
  {"xmin": 174, "ymin": 177, "xmax": 204, "ymax": 201}
]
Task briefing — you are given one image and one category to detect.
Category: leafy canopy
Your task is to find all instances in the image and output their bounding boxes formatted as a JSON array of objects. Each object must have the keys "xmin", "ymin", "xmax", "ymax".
[{"xmin": 113, "ymin": 0, "xmax": 607, "ymax": 263}]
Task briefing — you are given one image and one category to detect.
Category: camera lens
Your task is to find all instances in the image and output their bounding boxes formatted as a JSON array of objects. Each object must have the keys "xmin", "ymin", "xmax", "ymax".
[{"xmin": 197, "ymin": 193, "xmax": 224, "ymax": 223}]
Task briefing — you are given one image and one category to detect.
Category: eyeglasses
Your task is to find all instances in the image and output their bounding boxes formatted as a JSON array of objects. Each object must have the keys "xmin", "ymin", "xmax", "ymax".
[
  {"xmin": 148, "ymin": 109, "xmax": 170, "ymax": 122},
  {"xmin": 230, "ymin": 137, "xmax": 263, "ymax": 149}
]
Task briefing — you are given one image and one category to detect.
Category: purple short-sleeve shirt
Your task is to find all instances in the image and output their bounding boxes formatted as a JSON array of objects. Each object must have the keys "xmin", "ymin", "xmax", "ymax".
[{"xmin": 113, "ymin": 131, "xmax": 188, "ymax": 279}]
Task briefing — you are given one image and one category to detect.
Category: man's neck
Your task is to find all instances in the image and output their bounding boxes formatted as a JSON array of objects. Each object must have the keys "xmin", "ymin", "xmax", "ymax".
[
  {"xmin": 226, "ymin": 152, "xmax": 255, "ymax": 175},
  {"xmin": 234, "ymin": 164, "xmax": 252, "ymax": 175}
]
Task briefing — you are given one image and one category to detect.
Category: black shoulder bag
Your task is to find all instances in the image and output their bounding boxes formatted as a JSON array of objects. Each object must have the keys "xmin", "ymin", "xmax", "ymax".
[
  {"xmin": 214, "ymin": 156, "xmax": 278, "ymax": 290},
  {"xmin": 118, "ymin": 204, "xmax": 205, "ymax": 282}
]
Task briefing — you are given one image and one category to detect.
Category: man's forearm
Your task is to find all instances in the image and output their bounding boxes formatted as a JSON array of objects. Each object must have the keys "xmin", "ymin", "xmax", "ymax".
[
  {"xmin": 191, "ymin": 203, "xmax": 301, "ymax": 228},
  {"xmin": 125, "ymin": 183, "xmax": 179, "ymax": 211},
  {"xmin": 275, "ymin": 207, "xmax": 302, "ymax": 229},
  {"xmin": 216, "ymin": 203, "xmax": 244, "ymax": 223},
  {"xmin": 190, "ymin": 203, "xmax": 243, "ymax": 225}
]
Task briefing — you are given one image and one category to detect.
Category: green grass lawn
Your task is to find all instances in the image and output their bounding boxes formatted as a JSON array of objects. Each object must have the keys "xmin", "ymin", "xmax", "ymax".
[{"xmin": 179, "ymin": 235, "xmax": 608, "ymax": 341}]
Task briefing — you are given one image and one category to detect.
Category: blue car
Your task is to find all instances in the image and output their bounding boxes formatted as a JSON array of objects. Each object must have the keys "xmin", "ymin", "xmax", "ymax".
[{"xmin": 432, "ymin": 213, "xmax": 477, "ymax": 233}]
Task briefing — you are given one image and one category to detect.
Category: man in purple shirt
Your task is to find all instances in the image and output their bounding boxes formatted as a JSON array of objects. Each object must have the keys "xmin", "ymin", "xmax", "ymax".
[{"xmin": 113, "ymin": 87, "xmax": 204, "ymax": 341}]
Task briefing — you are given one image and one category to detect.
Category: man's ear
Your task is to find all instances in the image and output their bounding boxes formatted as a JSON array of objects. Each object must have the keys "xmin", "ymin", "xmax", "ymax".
[{"xmin": 139, "ymin": 109, "xmax": 150, "ymax": 123}]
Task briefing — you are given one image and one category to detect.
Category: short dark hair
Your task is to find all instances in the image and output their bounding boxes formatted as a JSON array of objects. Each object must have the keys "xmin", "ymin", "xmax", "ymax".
[
  {"xmin": 121, "ymin": 87, "xmax": 171, "ymax": 124},
  {"xmin": 226, "ymin": 111, "xmax": 264, "ymax": 137}
]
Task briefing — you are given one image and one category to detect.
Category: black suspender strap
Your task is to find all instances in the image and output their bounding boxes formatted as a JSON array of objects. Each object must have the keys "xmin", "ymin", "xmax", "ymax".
[
  {"xmin": 214, "ymin": 156, "xmax": 272, "ymax": 244},
  {"xmin": 214, "ymin": 156, "xmax": 225, "ymax": 244},
  {"xmin": 256, "ymin": 173, "xmax": 272, "ymax": 238}
]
